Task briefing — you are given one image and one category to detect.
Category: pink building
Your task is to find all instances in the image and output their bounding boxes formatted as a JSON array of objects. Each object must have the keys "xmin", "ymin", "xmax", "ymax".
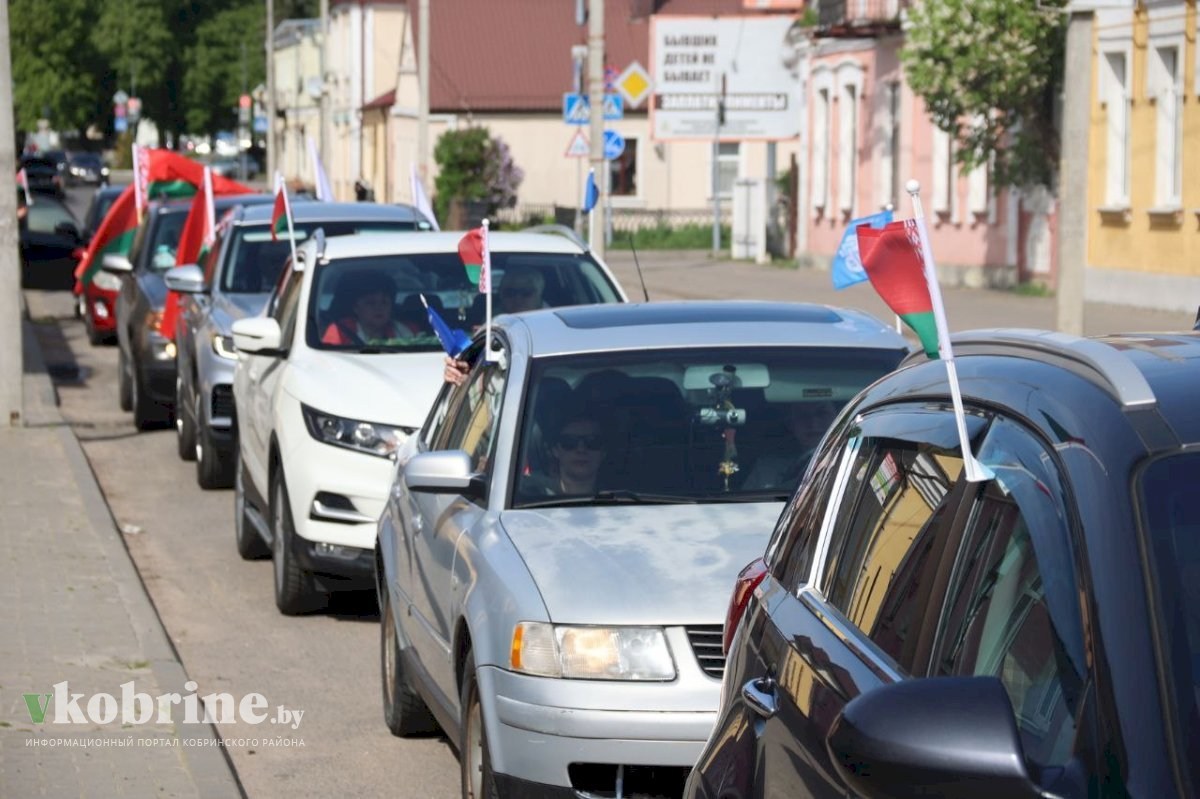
[{"xmin": 798, "ymin": 2, "xmax": 1055, "ymax": 286}]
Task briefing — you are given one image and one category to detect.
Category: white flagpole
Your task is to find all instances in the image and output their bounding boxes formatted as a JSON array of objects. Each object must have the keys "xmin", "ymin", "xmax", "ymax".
[
  {"xmin": 278, "ymin": 172, "xmax": 299, "ymax": 267},
  {"xmin": 203, "ymin": 166, "xmax": 216, "ymax": 244},
  {"xmin": 906, "ymin": 179, "xmax": 992, "ymax": 483},
  {"xmin": 482, "ymin": 218, "xmax": 494, "ymax": 362},
  {"xmin": 131, "ymin": 144, "xmax": 145, "ymax": 222}
]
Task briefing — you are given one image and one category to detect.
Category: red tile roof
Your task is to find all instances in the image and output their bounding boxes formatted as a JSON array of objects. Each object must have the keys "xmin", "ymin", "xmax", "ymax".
[
  {"xmin": 413, "ymin": 0, "xmax": 771, "ymax": 113},
  {"xmin": 362, "ymin": 89, "xmax": 397, "ymax": 111}
]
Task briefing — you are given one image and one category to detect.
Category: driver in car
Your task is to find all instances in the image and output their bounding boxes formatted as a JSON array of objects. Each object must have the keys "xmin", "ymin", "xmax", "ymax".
[{"xmin": 322, "ymin": 271, "xmax": 416, "ymax": 346}]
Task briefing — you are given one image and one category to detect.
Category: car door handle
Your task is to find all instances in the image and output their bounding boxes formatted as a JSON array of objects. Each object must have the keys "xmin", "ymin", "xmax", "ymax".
[{"xmin": 741, "ymin": 677, "xmax": 778, "ymax": 719}]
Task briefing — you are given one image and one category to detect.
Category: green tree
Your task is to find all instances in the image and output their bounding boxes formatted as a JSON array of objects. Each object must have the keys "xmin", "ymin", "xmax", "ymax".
[
  {"xmin": 433, "ymin": 127, "xmax": 524, "ymax": 221},
  {"xmin": 10, "ymin": 0, "xmax": 105, "ymax": 132},
  {"xmin": 182, "ymin": 2, "xmax": 267, "ymax": 138},
  {"xmin": 92, "ymin": 0, "xmax": 174, "ymax": 129},
  {"xmin": 900, "ymin": 0, "xmax": 1067, "ymax": 189}
]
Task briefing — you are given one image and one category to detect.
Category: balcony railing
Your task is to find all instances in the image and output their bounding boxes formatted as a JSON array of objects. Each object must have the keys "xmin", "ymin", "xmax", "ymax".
[{"xmin": 817, "ymin": 0, "xmax": 906, "ymax": 36}]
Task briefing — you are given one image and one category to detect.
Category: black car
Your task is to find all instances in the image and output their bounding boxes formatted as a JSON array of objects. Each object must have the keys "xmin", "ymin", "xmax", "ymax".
[
  {"xmin": 103, "ymin": 193, "xmax": 271, "ymax": 430},
  {"xmin": 20, "ymin": 155, "xmax": 65, "ymax": 198},
  {"xmin": 689, "ymin": 329, "xmax": 1200, "ymax": 799},
  {"xmin": 68, "ymin": 152, "xmax": 109, "ymax": 186},
  {"xmin": 19, "ymin": 194, "xmax": 83, "ymax": 289}
]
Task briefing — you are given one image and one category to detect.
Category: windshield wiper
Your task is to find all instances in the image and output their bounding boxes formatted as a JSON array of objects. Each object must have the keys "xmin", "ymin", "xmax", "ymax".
[
  {"xmin": 698, "ymin": 491, "xmax": 793, "ymax": 503},
  {"xmin": 518, "ymin": 490, "xmax": 700, "ymax": 509}
]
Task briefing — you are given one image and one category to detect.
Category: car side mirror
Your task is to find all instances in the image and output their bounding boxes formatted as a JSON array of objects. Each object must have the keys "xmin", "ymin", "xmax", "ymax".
[
  {"xmin": 404, "ymin": 450, "xmax": 485, "ymax": 499},
  {"xmin": 826, "ymin": 676, "xmax": 1044, "ymax": 799},
  {"xmin": 231, "ymin": 317, "xmax": 284, "ymax": 356},
  {"xmin": 101, "ymin": 253, "xmax": 133, "ymax": 275},
  {"xmin": 164, "ymin": 264, "xmax": 206, "ymax": 294}
]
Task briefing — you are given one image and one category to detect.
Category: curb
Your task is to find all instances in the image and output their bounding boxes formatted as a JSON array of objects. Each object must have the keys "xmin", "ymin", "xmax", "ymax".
[{"xmin": 21, "ymin": 310, "xmax": 245, "ymax": 799}]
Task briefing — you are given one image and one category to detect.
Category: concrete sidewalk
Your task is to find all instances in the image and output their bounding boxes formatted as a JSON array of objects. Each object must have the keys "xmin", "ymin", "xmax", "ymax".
[{"xmin": 0, "ymin": 315, "xmax": 242, "ymax": 797}]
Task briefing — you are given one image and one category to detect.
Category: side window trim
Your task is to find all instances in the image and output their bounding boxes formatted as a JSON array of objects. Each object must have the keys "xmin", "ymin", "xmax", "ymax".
[
  {"xmin": 807, "ymin": 434, "xmax": 863, "ymax": 592},
  {"xmin": 797, "ymin": 586, "xmax": 906, "ymax": 685}
]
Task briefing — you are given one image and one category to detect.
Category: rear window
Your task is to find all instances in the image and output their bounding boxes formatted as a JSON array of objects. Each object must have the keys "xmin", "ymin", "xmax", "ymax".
[{"xmin": 220, "ymin": 221, "xmax": 423, "ymax": 294}]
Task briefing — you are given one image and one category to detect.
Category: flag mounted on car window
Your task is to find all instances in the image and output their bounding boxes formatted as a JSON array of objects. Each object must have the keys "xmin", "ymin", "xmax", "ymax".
[
  {"xmin": 832, "ymin": 209, "xmax": 892, "ymax": 289},
  {"xmin": 457, "ymin": 225, "xmax": 490, "ymax": 291},
  {"xmin": 857, "ymin": 219, "xmax": 938, "ymax": 358},
  {"xmin": 421, "ymin": 294, "xmax": 471, "ymax": 358}
]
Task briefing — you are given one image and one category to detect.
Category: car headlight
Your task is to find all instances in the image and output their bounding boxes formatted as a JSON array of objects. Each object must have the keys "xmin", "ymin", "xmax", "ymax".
[
  {"xmin": 300, "ymin": 404, "xmax": 412, "ymax": 459},
  {"xmin": 92, "ymin": 270, "xmax": 122, "ymax": 291},
  {"xmin": 212, "ymin": 333, "xmax": 237, "ymax": 360},
  {"xmin": 510, "ymin": 622, "xmax": 676, "ymax": 681}
]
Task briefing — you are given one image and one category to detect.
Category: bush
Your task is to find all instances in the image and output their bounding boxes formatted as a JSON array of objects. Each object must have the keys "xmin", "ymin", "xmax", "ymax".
[{"xmin": 433, "ymin": 127, "xmax": 524, "ymax": 223}]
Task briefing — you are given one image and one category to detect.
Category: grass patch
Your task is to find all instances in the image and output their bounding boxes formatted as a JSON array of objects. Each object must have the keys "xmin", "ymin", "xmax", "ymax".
[
  {"xmin": 1009, "ymin": 282, "xmax": 1054, "ymax": 298},
  {"xmin": 610, "ymin": 224, "xmax": 731, "ymax": 250}
]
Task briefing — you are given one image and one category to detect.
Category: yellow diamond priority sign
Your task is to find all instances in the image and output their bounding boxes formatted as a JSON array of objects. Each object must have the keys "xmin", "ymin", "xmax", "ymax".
[{"xmin": 616, "ymin": 61, "xmax": 652, "ymax": 109}]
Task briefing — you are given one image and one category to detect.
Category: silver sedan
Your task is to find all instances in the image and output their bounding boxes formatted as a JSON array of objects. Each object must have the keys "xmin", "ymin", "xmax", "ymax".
[{"xmin": 375, "ymin": 301, "xmax": 910, "ymax": 798}]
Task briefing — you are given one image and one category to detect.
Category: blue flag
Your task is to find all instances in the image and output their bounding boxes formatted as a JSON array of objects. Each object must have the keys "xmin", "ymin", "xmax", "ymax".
[
  {"xmin": 582, "ymin": 168, "xmax": 599, "ymax": 214},
  {"xmin": 421, "ymin": 295, "xmax": 471, "ymax": 358},
  {"xmin": 831, "ymin": 209, "xmax": 894, "ymax": 289}
]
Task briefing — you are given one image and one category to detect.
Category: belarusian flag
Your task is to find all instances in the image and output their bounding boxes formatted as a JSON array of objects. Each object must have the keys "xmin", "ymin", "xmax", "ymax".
[
  {"xmin": 161, "ymin": 167, "xmax": 248, "ymax": 339},
  {"xmin": 271, "ymin": 175, "xmax": 291, "ymax": 241},
  {"xmin": 16, "ymin": 167, "xmax": 32, "ymax": 205},
  {"xmin": 457, "ymin": 225, "xmax": 490, "ymax": 291},
  {"xmin": 74, "ymin": 184, "xmax": 139, "ymax": 289},
  {"xmin": 857, "ymin": 219, "xmax": 939, "ymax": 358}
]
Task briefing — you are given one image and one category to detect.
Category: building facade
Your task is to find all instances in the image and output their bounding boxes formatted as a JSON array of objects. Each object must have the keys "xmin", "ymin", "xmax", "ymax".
[
  {"xmin": 272, "ymin": 19, "xmax": 322, "ymax": 189},
  {"xmin": 1086, "ymin": 0, "xmax": 1200, "ymax": 311}
]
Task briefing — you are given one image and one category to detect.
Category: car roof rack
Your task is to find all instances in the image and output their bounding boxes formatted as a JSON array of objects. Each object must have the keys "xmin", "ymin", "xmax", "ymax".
[
  {"xmin": 520, "ymin": 223, "xmax": 586, "ymax": 251},
  {"xmin": 903, "ymin": 328, "xmax": 1157, "ymax": 409}
]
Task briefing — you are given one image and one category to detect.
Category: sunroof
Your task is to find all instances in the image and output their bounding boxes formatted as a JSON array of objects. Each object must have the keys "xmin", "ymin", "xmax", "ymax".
[{"xmin": 555, "ymin": 303, "xmax": 843, "ymax": 329}]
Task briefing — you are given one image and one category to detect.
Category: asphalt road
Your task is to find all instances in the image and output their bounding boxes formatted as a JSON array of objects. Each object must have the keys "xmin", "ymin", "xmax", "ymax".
[{"xmin": 23, "ymin": 188, "xmax": 1196, "ymax": 799}]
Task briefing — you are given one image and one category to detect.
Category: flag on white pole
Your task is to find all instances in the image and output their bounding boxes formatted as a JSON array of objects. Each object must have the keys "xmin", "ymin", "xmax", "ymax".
[
  {"xmin": 271, "ymin": 172, "xmax": 299, "ymax": 267},
  {"xmin": 410, "ymin": 164, "xmax": 440, "ymax": 231},
  {"xmin": 307, "ymin": 136, "xmax": 334, "ymax": 201}
]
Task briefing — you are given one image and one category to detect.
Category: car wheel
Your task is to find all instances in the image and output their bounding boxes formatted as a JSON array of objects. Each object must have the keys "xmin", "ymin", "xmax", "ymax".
[
  {"xmin": 196, "ymin": 409, "xmax": 234, "ymax": 490},
  {"xmin": 175, "ymin": 374, "xmax": 197, "ymax": 461},
  {"xmin": 234, "ymin": 452, "xmax": 270, "ymax": 560},
  {"xmin": 118, "ymin": 347, "xmax": 133, "ymax": 412},
  {"xmin": 460, "ymin": 650, "xmax": 499, "ymax": 799},
  {"xmin": 270, "ymin": 467, "xmax": 322, "ymax": 615},
  {"xmin": 381, "ymin": 589, "xmax": 438, "ymax": 736}
]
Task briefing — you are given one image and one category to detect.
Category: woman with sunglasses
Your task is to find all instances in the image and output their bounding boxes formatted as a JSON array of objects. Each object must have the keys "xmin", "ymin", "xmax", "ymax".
[{"xmin": 522, "ymin": 406, "xmax": 607, "ymax": 497}]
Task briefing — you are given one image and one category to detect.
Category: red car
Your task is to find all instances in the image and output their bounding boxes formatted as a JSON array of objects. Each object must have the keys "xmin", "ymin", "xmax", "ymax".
[{"xmin": 76, "ymin": 185, "xmax": 127, "ymax": 345}]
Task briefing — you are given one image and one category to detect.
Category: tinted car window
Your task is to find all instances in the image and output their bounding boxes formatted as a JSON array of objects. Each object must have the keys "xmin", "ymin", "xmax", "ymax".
[
  {"xmin": 817, "ymin": 408, "xmax": 976, "ymax": 673},
  {"xmin": 220, "ymin": 221, "xmax": 423, "ymax": 294},
  {"xmin": 271, "ymin": 265, "xmax": 302, "ymax": 348},
  {"xmin": 511, "ymin": 347, "xmax": 904, "ymax": 506},
  {"xmin": 1138, "ymin": 451, "xmax": 1200, "ymax": 785},
  {"xmin": 441, "ymin": 361, "xmax": 507, "ymax": 481},
  {"xmin": 25, "ymin": 201, "xmax": 75, "ymax": 235}
]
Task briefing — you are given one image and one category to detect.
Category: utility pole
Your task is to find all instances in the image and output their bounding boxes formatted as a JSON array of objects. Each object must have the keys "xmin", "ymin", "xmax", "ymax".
[
  {"xmin": 0, "ymin": 0, "xmax": 21, "ymax": 425},
  {"xmin": 319, "ymin": 0, "xmax": 330, "ymax": 186},
  {"xmin": 266, "ymin": 0, "xmax": 276, "ymax": 181},
  {"xmin": 587, "ymin": 0, "xmax": 606, "ymax": 261},
  {"xmin": 417, "ymin": 0, "xmax": 430, "ymax": 189},
  {"xmin": 711, "ymin": 72, "xmax": 726, "ymax": 255},
  {"xmin": 1056, "ymin": 8, "xmax": 1091, "ymax": 335}
]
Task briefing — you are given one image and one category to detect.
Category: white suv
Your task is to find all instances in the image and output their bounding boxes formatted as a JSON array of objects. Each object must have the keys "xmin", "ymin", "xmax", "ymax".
[{"xmin": 231, "ymin": 229, "xmax": 627, "ymax": 614}]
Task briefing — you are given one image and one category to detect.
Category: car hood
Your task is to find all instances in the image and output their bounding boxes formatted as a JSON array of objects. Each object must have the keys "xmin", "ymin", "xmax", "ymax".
[
  {"xmin": 498, "ymin": 503, "xmax": 783, "ymax": 626},
  {"xmin": 210, "ymin": 292, "xmax": 270, "ymax": 335},
  {"xmin": 286, "ymin": 349, "xmax": 445, "ymax": 429}
]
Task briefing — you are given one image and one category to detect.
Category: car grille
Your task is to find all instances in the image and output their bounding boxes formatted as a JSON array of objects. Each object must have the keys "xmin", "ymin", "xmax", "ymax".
[
  {"xmin": 211, "ymin": 385, "xmax": 235, "ymax": 420},
  {"xmin": 685, "ymin": 625, "xmax": 725, "ymax": 679}
]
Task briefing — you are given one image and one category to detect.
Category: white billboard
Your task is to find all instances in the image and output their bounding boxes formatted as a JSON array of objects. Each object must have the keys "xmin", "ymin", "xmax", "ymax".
[{"xmin": 651, "ymin": 15, "xmax": 803, "ymax": 141}]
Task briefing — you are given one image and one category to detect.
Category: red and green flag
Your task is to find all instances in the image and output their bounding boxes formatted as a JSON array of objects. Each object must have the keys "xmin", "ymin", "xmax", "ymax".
[
  {"xmin": 857, "ymin": 219, "xmax": 939, "ymax": 358},
  {"xmin": 74, "ymin": 184, "xmax": 139, "ymax": 290},
  {"xmin": 270, "ymin": 174, "xmax": 291, "ymax": 241},
  {"xmin": 457, "ymin": 225, "xmax": 490, "ymax": 291}
]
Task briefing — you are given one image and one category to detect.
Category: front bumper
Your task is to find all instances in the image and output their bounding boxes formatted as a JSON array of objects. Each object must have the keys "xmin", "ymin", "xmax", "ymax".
[
  {"xmin": 137, "ymin": 337, "xmax": 178, "ymax": 405},
  {"xmin": 478, "ymin": 635, "xmax": 720, "ymax": 794}
]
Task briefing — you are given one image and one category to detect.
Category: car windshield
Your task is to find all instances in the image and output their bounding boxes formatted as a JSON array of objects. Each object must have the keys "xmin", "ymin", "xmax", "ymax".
[
  {"xmin": 221, "ymin": 221, "xmax": 424, "ymax": 293},
  {"xmin": 510, "ymin": 346, "xmax": 905, "ymax": 507},
  {"xmin": 1137, "ymin": 452, "xmax": 1200, "ymax": 777},
  {"xmin": 307, "ymin": 251, "xmax": 622, "ymax": 353},
  {"xmin": 87, "ymin": 192, "xmax": 119, "ymax": 230},
  {"xmin": 25, "ymin": 201, "xmax": 75, "ymax": 235}
]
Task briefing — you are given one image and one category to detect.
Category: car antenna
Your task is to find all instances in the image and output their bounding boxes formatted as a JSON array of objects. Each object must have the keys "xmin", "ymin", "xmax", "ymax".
[{"xmin": 629, "ymin": 232, "xmax": 650, "ymax": 302}]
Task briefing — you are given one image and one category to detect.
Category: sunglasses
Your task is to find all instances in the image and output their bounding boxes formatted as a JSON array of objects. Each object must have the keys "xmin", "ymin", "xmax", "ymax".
[{"xmin": 556, "ymin": 433, "xmax": 604, "ymax": 451}]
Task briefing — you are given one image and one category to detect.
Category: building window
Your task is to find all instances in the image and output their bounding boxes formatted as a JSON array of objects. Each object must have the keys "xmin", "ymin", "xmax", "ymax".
[
  {"xmin": 609, "ymin": 138, "xmax": 638, "ymax": 197},
  {"xmin": 838, "ymin": 83, "xmax": 858, "ymax": 216},
  {"xmin": 878, "ymin": 81, "xmax": 900, "ymax": 211},
  {"xmin": 812, "ymin": 87, "xmax": 831, "ymax": 212},
  {"xmin": 1150, "ymin": 44, "xmax": 1183, "ymax": 207},
  {"xmin": 1101, "ymin": 50, "xmax": 1130, "ymax": 207},
  {"xmin": 932, "ymin": 125, "xmax": 955, "ymax": 220}
]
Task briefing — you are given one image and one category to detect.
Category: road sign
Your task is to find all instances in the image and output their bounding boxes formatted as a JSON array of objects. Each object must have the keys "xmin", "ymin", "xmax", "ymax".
[
  {"xmin": 114, "ymin": 116, "xmax": 128, "ymax": 133},
  {"xmin": 564, "ymin": 129, "xmax": 589, "ymax": 158},
  {"xmin": 563, "ymin": 93, "xmax": 589, "ymax": 125},
  {"xmin": 616, "ymin": 61, "xmax": 653, "ymax": 108},
  {"xmin": 253, "ymin": 115, "xmax": 268, "ymax": 133},
  {"xmin": 603, "ymin": 130, "xmax": 625, "ymax": 160},
  {"xmin": 563, "ymin": 93, "xmax": 624, "ymax": 125},
  {"xmin": 126, "ymin": 97, "xmax": 141, "ymax": 121},
  {"xmin": 112, "ymin": 90, "xmax": 129, "ymax": 106},
  {"xmin": 238, "ymin": 94, "xmax": 252, "ymax": 109}
]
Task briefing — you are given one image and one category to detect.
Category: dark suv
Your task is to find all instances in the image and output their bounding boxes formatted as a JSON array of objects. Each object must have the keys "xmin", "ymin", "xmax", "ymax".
[
  {"xmin": 103, "ymin": 194, "xmax": 270, "ymax": 429},
  {"xmin": 689, "ymin": 329, "xmax": 1200, "ymax": 799}
]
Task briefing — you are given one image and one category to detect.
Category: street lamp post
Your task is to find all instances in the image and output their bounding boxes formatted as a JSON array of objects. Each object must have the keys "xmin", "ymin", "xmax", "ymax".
[{"xmin": 0, "ymin": 0, "xmax": 21, "ymax": 424}]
